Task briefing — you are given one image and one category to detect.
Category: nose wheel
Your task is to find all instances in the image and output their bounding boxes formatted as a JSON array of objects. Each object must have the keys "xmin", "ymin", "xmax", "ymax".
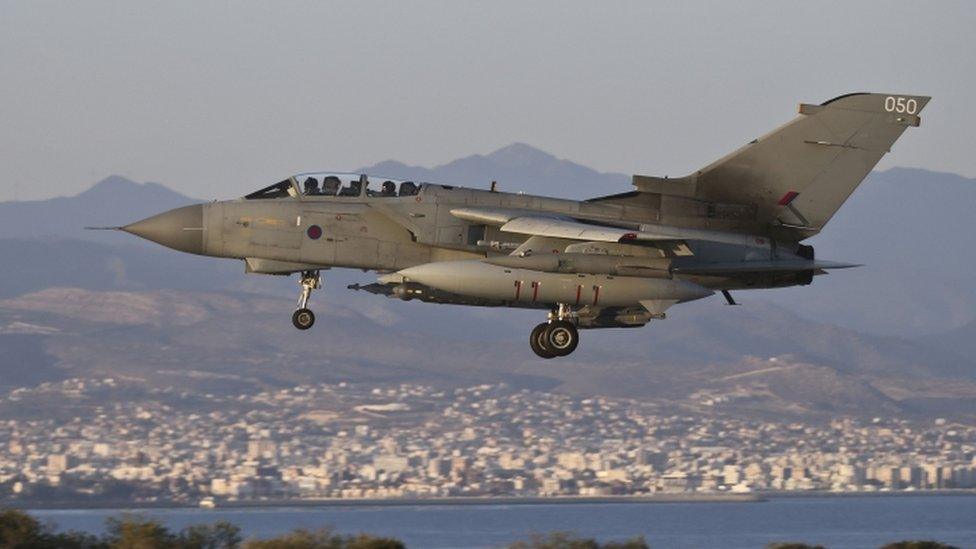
[
  {"xmin": 529, "ymin": 304, "xmax": 579, "ymax": 359},
  {"xmin": 292, "ymin": 270, "xmax": 321, "ymax": 330},
  {"xmin": 292, "ymin": 308, "xmax": 315, "ymax": 330}
]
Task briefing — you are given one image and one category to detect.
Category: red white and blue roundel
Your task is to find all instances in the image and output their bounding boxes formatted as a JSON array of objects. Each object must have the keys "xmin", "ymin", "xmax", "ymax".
[{"xmin": 306, "ymin": 225, "xmax": 323, "ymax": 240}]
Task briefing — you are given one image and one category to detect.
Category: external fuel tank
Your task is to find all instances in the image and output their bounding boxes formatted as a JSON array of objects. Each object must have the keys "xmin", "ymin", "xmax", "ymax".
[{"xmin": 397, "ymin": 260, "xmax": 712, "ymax": 308}]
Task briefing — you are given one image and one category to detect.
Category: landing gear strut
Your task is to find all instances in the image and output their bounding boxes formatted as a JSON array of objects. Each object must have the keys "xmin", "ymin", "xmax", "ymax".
[
  {"xmin": 292, "ymin": 270, "xmax": 321, "ymax": 330},
  {"xmin": 529, "ymin": 303, "xmax": 579, "ymax": 359}
]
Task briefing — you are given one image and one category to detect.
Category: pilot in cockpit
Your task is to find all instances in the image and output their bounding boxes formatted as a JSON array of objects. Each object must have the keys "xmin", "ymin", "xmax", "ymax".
[
  {"xmin": 321, "ymin": 176, "xmax": 341, "ymax": 196},
  {"xmin": 380, "ymin": 180, "xmax": 397, "ymax": 196},
  {"xmin": 399, "ymin": 181, "xmax": 418, "ymax": 196},
  {"xmin": 339, "ymin": 179, "xmax": 362, "ymax": 197},
  {"xmin": 303, "ymin": 177, "xmax": 319, "ymax": 195}
]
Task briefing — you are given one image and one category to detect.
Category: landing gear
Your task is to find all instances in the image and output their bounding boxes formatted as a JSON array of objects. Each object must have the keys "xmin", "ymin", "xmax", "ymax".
[
  {"xmin": 544, "ymin": 320, "xmax": 579, "ymax": 357},
  {"xmin": 530, "ymin": 323, "xmax": 556, "ymax": 359},
  {"xmin": 529, "ymin": 304, "xmax": 580, "ymax": 359},
  {"xmin": 292, "ymin": 270, "xmax": 321, "ymax": 330},
  {"xmin": 292, "ymin": 308, "xmax": 315, "ymax": 330}
]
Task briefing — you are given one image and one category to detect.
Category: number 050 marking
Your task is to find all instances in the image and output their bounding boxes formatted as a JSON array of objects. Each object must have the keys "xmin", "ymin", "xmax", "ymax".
[{"xmin": 884, "ymin": 96, "xmax": 918, "ymax": 115}]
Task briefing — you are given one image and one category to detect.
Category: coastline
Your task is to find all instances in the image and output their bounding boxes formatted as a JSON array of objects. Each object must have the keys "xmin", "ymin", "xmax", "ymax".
[
  {"xmin": 18, "ymin": 493, "xmax": 760, "ymax": 510},
  {"xmin": 13, "ymin": 489, "xmax": 976, "ymax": 511}
]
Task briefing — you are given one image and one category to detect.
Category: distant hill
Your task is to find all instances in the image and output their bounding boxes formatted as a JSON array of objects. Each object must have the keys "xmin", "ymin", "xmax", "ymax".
[
  {"xmin": 359, "ymin": 143, "xmax": 630, "ymax": 199},
  {"xmin": 0, "ymin": 238, "xmax": 244, "ymax": 298},
  {"xmin": 919, "ymin": 320, "xmax": 976, "ymax": 360},
  {"xmin": 765, "ymin": 167, "xmax": 976, "ymax": 336},
  {"xmin": 2, "ymin": 288, "xmax": 975, "ymax": 420},
  {"xmin": 0, "ymin": 175, "xmax": 198, "ymax": 243}
]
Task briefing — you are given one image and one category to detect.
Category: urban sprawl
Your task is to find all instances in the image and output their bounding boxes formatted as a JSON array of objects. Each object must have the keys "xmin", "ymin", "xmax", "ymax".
[{"xmin": 1, "ymin": 378, "xmax": 975, "ymax": 504}]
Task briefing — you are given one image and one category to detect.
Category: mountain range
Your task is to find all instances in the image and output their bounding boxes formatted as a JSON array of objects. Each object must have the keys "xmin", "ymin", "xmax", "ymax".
[{"xmin": 1, "ymin": 143, "xmax": 974, "ymax": 420}]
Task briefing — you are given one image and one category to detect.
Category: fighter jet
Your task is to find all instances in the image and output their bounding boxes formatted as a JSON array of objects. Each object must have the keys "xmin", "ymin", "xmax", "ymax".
[{"xmin": 104, "ymin": 92, "xmax": 928, "ymax": 358}]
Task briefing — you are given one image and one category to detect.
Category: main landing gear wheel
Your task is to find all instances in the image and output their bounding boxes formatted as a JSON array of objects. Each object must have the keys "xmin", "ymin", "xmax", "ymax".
[
  {"xmin": 292, "ymin": 308, "xmax": 315, "ymax": 330},
  {"xmin": 292, "ymin": 270, "xmax": 321, "ymax": 330},
  {"xmin": 530, "ymin": 323, "xmax": 556, "ymax": 359},
  {"xmin": 529, "ymin": 303, "xmax": 580, "ymax": 359},
  {"xmin": 544, "ymin": 320, "xmax": 579, "ymax": 357}
]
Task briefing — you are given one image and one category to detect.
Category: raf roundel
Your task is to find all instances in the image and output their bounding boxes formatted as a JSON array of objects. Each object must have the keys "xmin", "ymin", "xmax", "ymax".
[{"xmin": 306, "ymin": 225, "xmax": 323, "ymax": 240}]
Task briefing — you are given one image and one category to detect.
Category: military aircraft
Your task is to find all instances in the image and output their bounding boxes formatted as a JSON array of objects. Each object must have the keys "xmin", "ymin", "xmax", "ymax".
[{"xmin": 102, "ymin": 92, "xmax": 928, "ymax": 358}]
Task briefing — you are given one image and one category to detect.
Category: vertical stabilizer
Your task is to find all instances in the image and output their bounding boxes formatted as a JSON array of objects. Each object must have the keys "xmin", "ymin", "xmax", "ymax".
[{"xmin": 676, "ymin": 93, "xmax": 930, "ymax": 233}]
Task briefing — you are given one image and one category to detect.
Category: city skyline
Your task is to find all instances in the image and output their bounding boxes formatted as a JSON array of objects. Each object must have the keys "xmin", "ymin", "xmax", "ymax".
[{"xmin": 2, "ymin": 379, "xmax": 974, "ymax": 505}]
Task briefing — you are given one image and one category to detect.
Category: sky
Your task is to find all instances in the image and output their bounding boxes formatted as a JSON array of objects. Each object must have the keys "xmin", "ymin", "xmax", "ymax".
[{"xmin": 1, "ymin": 1, "xmax": 974, "ymax": 201}]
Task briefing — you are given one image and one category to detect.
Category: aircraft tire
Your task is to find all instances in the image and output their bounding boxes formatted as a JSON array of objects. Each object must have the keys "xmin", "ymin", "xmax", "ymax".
[
  {"xmin": 544, "ymin": 320, "xmax": 579, "ymax": 357},
  {"xmin": 292, "ymin": 308, "xmax": 315, "ymax": 330},
  {"xmin": 530, "ymin": 323, "xmax": 556, "ymax": 359}
]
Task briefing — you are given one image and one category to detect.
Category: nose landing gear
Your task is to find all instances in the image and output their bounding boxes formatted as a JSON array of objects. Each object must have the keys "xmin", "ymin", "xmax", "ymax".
[
  {"xmin": 292, "ymin": 270, "xmax": 321, "ymax": 330},
  {"xmin": 529, "ymin": 303, "xmax": 580, "ymax": 359}
]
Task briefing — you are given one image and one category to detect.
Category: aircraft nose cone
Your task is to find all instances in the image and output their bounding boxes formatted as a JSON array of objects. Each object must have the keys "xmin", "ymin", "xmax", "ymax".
[{"xmin": 122, "ymin": 204, "xmax": 204, "ymax": 254}]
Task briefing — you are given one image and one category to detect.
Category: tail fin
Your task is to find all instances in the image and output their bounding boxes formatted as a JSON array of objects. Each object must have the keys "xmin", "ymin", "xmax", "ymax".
[{"xmin": 653, "ymin": 93, "xmax": 930, "ymax": 234}]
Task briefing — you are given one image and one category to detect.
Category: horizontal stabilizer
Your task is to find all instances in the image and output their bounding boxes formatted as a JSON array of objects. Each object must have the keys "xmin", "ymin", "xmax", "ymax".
[{"xmin": 631, "ymin": 175, "xmax": 697, "ymax": 197}]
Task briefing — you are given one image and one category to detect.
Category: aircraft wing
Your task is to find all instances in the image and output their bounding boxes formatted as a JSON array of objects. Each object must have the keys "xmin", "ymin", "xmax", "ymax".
[
  {"xmin": 450, "ymin": 207, "xmax": 764, "ymax": 246},
  {"xmin": 498, "ymin": 215, "xmax": 663, "ymax": 243}
]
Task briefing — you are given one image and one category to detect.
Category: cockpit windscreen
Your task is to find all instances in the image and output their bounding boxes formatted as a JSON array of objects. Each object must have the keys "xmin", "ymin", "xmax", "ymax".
[
  {"xmin": 246, "ymin": 174, "xmax": 423, "ymax": 200},
  {"xmin": 294, "ymin": 173, "xmax": 421, "ymax": 198},
  {"xmin": 244, "ymin": 179, "xmax": 296, "ymax": 200}
]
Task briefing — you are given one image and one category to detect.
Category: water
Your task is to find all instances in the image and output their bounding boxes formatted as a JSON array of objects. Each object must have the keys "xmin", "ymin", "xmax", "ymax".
[{"xmin": 27, "ymin": 495, "xmax": 976, "ymax": 548}]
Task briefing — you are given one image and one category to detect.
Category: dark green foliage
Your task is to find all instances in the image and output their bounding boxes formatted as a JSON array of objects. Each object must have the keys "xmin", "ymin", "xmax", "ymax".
[
  {"xmin": 104, "ymin": 514, "xmax": 243, "ymax": 549},
  {"xmin": 0, "ymin": 509, "xmax": 41, "ymax": 547},
  {"xmin": 0, "ymin": 508, "xmax": 105, "ymax": 548},
  {"xmin": 104, "ymin": 514, "xmax": 177, "ymax": 548},
  {"xmin": 601, "ymin": 538, "xmax": 650, "ymax": 549},
  {"xmin": 879, "ymin": 542, "xmax": 960, "ymax": 549},
  {"xmin": 1, "ymin": 510, "xmax": 404, "ymax": 549},
  {"xmin": 507, "ymin": 532, "xmax": 649, "ymax": 549},
  {"xmin": 3, "ymin": 508, "xmax": 959, "ymax": 549},
  {"xmin": 0, "ymin": 509, "xmax": 43, "ymax": 548},
  {"xmin": 341, "ymin": 533, "xmax": 406, "ymax": 549},
  {"xmin": 242, "ymin": 527, "xmax": 404, "ymax": 549},
  {"xmin": 180, "ymin": 521, "xmax": 243, "ymax": 549}
]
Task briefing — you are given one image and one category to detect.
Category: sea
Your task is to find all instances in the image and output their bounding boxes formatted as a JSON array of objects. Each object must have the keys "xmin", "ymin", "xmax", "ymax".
[{"xmin": 27, "ymin": 495, "xmax": 976, "ymax": 549}]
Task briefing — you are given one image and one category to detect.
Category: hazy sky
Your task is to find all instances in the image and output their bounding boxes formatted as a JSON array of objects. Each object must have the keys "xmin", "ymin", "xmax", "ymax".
[{"xmin": 2, "ymin": 1, "xmax": 973, "ymax": 201}]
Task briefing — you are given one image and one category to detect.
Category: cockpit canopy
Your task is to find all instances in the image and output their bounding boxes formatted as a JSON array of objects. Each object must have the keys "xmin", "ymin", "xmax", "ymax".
[
  {"xmin": 244, "ymin": 179, "xmax": 297, "ymax": 200},
  {"xmin": 244, "ymin": 173, "xmax": 422, "ymax": 200}
]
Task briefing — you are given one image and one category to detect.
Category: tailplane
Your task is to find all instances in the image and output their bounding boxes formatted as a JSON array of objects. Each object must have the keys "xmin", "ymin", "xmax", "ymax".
[{"xmin": 634, "ymin": 92, "xmax": 930, "ymax": 235}]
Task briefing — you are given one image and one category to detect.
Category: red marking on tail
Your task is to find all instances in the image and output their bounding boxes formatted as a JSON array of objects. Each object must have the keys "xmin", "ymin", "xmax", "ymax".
[{"xmin": 777, "ymin": 191, "xmax": 800, "ymax": 206}]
